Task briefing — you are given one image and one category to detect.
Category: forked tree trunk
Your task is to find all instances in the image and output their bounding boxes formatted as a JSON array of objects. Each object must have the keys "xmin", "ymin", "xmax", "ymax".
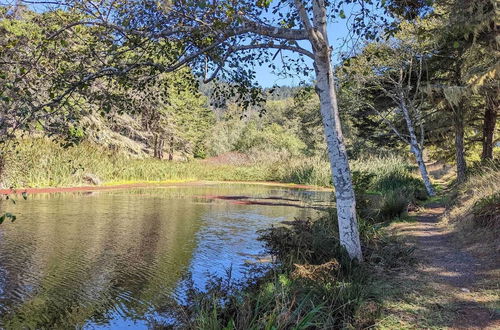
[
  {"xmin": 314, "ymin": 55, "xmax": 363, "ymax": 261},
  {"xmin": 454, "ymin": 114, "xmax": 467, "ymax": 183},
  {"xmin": 399, "ymin": 100, "xmax": 435, "ymax": 196},
  {"xmin": 481, "ymin": 96, "xmax": 497, "ymax": 160}
]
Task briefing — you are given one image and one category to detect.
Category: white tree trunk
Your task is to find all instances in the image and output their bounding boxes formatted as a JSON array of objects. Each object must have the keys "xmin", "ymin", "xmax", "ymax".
[
  {"xmin": 410, "ymin": 144, "xmax": 435, "ymax": 197},
  {"xmin": 314, "ymin": 56, "xmax": 363, "ymax": 261},
  {"xmin": 400, "ymin": 101, "xmax": 435, "ymax": 196},
  {"xmin": 292, "ymin": 0, "xmax": 362, "ymax": 260}
]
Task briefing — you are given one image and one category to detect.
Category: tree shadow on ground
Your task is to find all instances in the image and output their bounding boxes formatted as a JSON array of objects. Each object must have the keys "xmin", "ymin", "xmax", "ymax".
[{"xmin": 374, "ymin": 205, "xmax": 500, "ymax": 329}]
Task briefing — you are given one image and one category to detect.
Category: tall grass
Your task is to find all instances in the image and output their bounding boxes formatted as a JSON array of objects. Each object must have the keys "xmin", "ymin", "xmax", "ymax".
[
  {"xmin": 269, "ymin": 156, "xmax": 332, "ymax": 187},
  {"xmin": 1, "ymin": 138, "xmax": 430, "ymax": 205},
  {"xmin": 1, "ymin": 139, "xmax": 272, "ymax": 188},
  {"xmin": 351, "ymin": 156, "xmax": 426, "ymax": 196},
  {"xmin": 445, "ymin": 160, "xmax": 500, "ymax": 249},
  {"xmin": 350, "ymin": 156, "xmax": 428, "ymax": 221}
]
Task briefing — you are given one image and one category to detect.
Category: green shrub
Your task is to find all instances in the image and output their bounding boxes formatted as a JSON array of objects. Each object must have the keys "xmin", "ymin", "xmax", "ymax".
[
  {"xmin": 378, "ymin": 189, "xmax": 410, "ymax": 220},
  {"xmin": 235, "ymin": 122, "xmax": 306, "ymax": 156}
]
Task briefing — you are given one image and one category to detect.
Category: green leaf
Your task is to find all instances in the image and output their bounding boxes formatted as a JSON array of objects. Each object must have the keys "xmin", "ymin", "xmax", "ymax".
[
  {"xmin": 256, "ymin": 0, "xmax": 272, "ymax": 8},
  {"xmin": 453, "ymin": 41, "xmax": 460, "ymax": 48},
  {"xmin": 0, "ymin": 212, "xmax": 15, "ymax": 224}
]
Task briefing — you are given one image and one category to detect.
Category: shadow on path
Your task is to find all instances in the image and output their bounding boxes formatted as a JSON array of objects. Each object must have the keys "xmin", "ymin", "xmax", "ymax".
[{"xmin": 398, "ymin": 204, "xmax": 500, "ymax": 329}]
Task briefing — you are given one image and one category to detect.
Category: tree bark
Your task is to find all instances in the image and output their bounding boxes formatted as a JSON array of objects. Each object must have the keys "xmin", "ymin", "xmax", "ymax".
[
  {"xmin": 153, "ymin": 133, "xmax": 164, "ymax": 159},
  {"xmin": 313, "ymin": 55, "xmax": 363, "ymax": 261},
  {"xmin": 410, "ymin": 144, "xmax": 435, "ymax": 196},
  {"xmin": 399, "ymin": 99, "xmax": 435, "ymax": 196},
  {"xmin": 454, "ymin": 114, "xmax": 467, "ymax": 183},
  {"xmin": 0, "ymin": 153, "xmax": 4, "ymax": 187},
  {"xmin": 153, "ymin": 134, "xmax": 158, "ymax": 158},
  {"xmin": 158, "ymin": 138, "xmax": 164, "ymax": 160},
  {"xmin": 481, "ymin": 96, "xmax": 497, "ymax": 160},
  {"xmin": 305, "ymin": 0, "xmax": 362, "ymax": 261},
  {"xmin": 168, "ymin": 136, "xmax": 173, "ymax": 161}
]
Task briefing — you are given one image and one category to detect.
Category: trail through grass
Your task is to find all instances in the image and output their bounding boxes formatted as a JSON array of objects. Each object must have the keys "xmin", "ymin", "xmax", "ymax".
[{"xmin": 376, "ymin": 203, "xmax": 500, "ymax": 329}]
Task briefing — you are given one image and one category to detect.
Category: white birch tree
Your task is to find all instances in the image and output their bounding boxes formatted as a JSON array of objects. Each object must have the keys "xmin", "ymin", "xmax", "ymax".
[{"xmin": 346, "ymin": 41, "xmax": 436, "ymax": 196}]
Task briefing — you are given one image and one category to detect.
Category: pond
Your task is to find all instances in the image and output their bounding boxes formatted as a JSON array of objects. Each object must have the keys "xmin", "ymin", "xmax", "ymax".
[{"xmin": 0, "ymin": 183, "xmax": 332, "ymax": 329}]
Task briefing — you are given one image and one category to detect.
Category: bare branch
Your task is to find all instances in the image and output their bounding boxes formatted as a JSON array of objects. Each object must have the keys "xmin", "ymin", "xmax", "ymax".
[
  {"xmin": 232, "ymin": 43, "xmax": 314, "ymax": 59},
  {"xmin": 366, "ymin": 103, "xmax": 410, "ymax": 145}
]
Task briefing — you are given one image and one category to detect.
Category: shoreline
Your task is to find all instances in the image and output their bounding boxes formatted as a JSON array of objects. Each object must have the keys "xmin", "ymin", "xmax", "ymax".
[{"xmin": 0, "ymin": 180, "xmax": 332, "ymax": 195}]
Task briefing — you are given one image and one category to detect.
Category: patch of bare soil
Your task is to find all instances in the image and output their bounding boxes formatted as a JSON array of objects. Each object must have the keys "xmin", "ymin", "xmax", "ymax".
[{"xmin": 398, "ymin": 203, "xmax": 500, "ymax": 329}]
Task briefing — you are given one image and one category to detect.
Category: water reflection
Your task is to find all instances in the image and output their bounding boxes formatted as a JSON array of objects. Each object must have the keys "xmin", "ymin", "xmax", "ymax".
[{"xmin": 0, "ymin": 184, "xmax": 331, "ymax": 328}]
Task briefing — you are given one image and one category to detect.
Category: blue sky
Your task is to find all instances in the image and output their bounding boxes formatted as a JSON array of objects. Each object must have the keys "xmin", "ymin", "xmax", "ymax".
[
  {"xmin": 253, "ymin": 18, "xmax": 353, "ymax": 87},
  {"xmin": 251, "ymin": 1, "xmax": 389, "ymax": 88}
]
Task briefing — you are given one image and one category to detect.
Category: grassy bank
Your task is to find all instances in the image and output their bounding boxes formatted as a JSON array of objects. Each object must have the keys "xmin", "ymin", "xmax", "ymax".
[
  {"xmin": 444, "ymin": 160, "xmax": 500, "ymax": 254},
  {"xmin": 1, "ymin": 139, "xmax": 272, "ymax": 188},
  {"xmin": 1, "ymin": 139, "xmax": 427, "ymax": 195}
]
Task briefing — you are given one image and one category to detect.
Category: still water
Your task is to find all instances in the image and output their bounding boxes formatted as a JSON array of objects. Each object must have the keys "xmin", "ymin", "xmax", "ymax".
[{"xmin": 0, "ymin": 183, "xmax": 332, "ymax": 329}]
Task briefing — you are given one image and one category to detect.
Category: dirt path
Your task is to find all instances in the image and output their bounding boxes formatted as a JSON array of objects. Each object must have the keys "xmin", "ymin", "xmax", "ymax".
[{"xmin": 397, "ymin": 203, "xmax": 500, "ymax": 329}]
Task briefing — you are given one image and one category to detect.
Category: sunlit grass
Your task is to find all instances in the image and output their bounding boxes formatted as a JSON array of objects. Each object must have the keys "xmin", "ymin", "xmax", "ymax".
[
  {"xmin": 444, "ymin": 160, "xmax": 500, "ymax": 252},
  {"xmin": 2, "ymin": 138, "xmax": 271, "ymax": 188},
  {"xmin": 2, "ymin": 138, "xmax": 431, "ymax": 201}
]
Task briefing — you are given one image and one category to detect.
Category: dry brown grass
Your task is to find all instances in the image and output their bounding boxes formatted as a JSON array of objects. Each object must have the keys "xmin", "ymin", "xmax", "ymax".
[
  {"xmin": 291, "ymin": 260, "xmax": 340, "ymax": 283},
  {"xmin": 444, "ymin": 162, "xmax": 500, "ymax": 257}
]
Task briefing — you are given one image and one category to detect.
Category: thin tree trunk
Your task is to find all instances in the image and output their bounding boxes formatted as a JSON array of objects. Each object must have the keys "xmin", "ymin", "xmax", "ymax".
[
  {"xmin": 153, "ymin": 133, "xmax": 158, "ymax": 158},
  {"xmin": 454, "ymin": 115, "xmax": 467, "ymax": 183},
  {"xmin": 153, "ymin": 133, "xmax": 164, "ymax": 159},
  {"xmin": 168, "ymin": 136, "xmax": 174, "ymax": 161},
  {"xmin": 158, "ymin": 138, "xmax": 164, "ymax": 160},
  {"xmin": 481, "ymin": 96, "xmax": 497, "ymax": 160},
  {"xmin": 314, "ymin": 56, "xmax": 363, "ymax": 261},
  {"xmin": 410, "ymin": 144, "xmax": 435, "ymax": 196},
  {"xmin": 399, "ymin": 100, "xmax": 435, "ymax": 196},
  {"xmin": 294, "ymin": 0, "xmax": 361, "ymax": 260},
  {"xmin": 0, "ymin": 153, "xmax": 4, "ymax": 187}
]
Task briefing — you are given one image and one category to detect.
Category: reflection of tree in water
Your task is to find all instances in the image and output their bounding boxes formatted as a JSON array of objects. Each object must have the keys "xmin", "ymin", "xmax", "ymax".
[
  {"xmin": 0, "ymin": 194, "xmax": 202, "ymax": 328},
  {"xmin": 0, "ymin": 184, "xmax": 331, "ymax": 328}
]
